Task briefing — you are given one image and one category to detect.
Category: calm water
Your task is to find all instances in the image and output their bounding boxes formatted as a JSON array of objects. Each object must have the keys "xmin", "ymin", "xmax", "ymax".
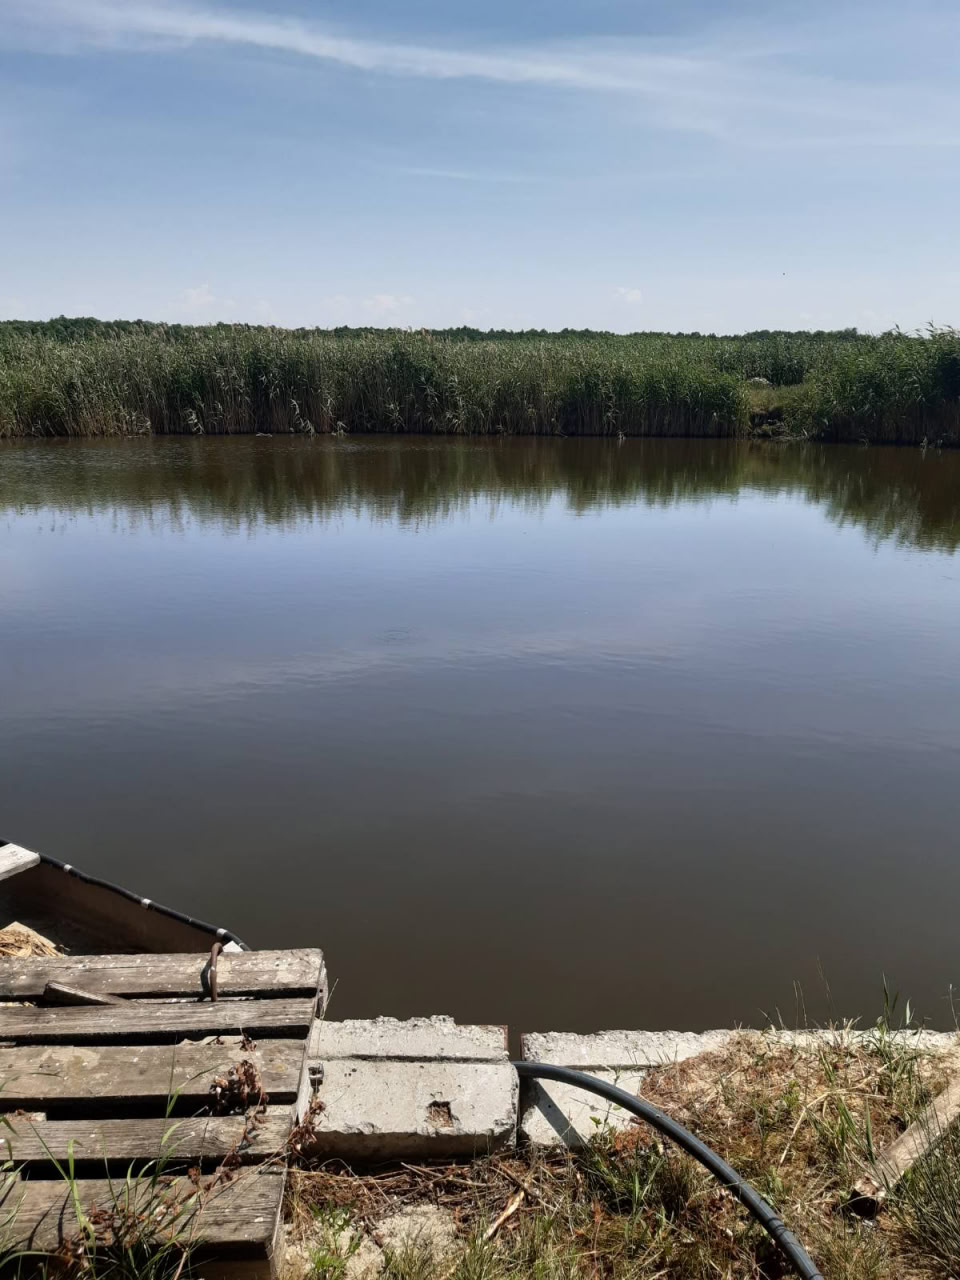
[{"xmin": 2, "ymin": 436, "xmax": 959, "ymax": 1033}]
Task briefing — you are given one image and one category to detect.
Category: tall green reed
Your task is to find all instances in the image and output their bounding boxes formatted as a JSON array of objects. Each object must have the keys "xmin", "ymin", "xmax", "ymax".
[{"xmin": 1, "ymin": 324, "xmax": 957, "ymax": 444}]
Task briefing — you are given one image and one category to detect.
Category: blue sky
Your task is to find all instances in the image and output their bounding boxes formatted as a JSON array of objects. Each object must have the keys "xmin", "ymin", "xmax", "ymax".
[{"xmin": 1, "ymin": 0, "xmax": 957, "ymax": 333}]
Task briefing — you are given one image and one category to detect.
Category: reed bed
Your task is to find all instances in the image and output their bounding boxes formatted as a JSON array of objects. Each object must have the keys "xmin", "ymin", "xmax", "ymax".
[{"xmin": 0, "ymin": 323, "xmax": 958, "ymax": 445}]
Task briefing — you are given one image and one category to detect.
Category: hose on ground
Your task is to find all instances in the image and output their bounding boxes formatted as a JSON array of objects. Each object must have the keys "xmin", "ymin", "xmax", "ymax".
[{"xmin": 513, "ymin": 1060, "xmax": 824, "ymax": 1280}]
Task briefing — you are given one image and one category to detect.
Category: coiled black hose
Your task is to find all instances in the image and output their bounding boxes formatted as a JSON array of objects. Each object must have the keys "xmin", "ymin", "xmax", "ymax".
[{"xmin": 514, "ymin": 1061, "xmax": 824, "ymax": 1280}]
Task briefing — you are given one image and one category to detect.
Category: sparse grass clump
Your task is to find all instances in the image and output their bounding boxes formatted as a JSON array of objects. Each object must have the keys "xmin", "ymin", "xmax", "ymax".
[
  {"xmin": 893, "ymin": 1105, "xmax": 960, "ymax": 1274},
  {"xmin": 0, "ymin": 1153, "xmax": 202, "ymax": 1280}
]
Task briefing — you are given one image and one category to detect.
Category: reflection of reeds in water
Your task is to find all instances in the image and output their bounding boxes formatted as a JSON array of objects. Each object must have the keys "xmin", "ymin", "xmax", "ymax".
[
  {"xmin": 1, "ymin": 435, "xmax": 959, "ymax": 553},
  {"xmin": 1, "ymin": 325, "xmax": 958, "ymax": 445}
]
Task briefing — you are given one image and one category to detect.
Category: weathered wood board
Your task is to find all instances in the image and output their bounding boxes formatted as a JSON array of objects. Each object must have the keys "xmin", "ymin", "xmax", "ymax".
[
  {"xmin": 0, "ymin": 1167, "xmax": 286, "ymax": 1264},
  {"xmin": 0, "ymin": 842, "xmax": 40, "ymax": 883},
  {"xmin": 0, "ymin": 948, "xmax": 326, "ymax": 1001},
  {"xmin": 852, "ymin": 1073, "xmax": 960, "ymax": 1211},
  {"xmin": 0, "ymin": 1108, "xmax": 292, "ymax": 1165},
  {"xmin": 0, "ymin": 996, "xmax": 316, "ymax": 1042},
  {"xmin": 43, "ymin": 981, "xmax": 126, "ymax": 1007},
  {"xmin": 0, "ymin": 1038, "xmax": 306, "ymax": 1110}
]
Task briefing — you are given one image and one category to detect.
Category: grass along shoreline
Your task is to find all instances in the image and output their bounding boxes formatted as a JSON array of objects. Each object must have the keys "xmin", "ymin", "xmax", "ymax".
[
  {"xmin": 1, "ymin": 323, "xmax": 959, "ymax": 445},
  {"xmin": 286, "ymin": 1021, "xmax": 960, "ymax": 1280},
  {"xmin": 3, "ymin": 1019, "xmax": 960, "ymax": 1277}
]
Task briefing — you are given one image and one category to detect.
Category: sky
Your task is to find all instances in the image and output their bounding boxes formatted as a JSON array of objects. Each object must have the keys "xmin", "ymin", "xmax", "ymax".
[{"xmin": 0, "ymin": 0, "xmax": 958, "ymax": 334}]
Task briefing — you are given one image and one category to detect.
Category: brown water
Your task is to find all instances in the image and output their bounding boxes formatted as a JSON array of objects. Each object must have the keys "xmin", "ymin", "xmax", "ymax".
[{"xmin": 2, "ymin": 436, "xmax": 959, "ymax": 1033}]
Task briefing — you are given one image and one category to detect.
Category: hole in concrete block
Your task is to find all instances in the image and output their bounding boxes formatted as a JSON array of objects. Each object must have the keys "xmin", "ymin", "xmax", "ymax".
[{"xmin": 425, "ymin": 1100, "xmax": 454, "ymax": 1129}]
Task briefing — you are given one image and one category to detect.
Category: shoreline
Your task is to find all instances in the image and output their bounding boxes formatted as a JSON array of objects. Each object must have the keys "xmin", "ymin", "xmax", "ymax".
[{"xmin": 3, "ymin": 324, "xmax": 958, "ymax": 447}]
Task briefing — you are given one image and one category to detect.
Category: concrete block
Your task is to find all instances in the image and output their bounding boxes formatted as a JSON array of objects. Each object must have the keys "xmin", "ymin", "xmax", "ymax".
[
  {"xmin": 310, "ymin": 1016, "xmax": 508, "ymax": 1062},
  {"xmin": 519, "ymin": 1030, "xmax": 736, "ymax": 1148},
  {"xmin": 519, "ymin": 1028, "xmax": 960, "ymax": 1148},
  {"xmin": 521, "ymin": 1070, "xmax": 651, "ymax": 1149},
  {"xmin": 521, "ymin": 1029, "xmax": 735, "ymax": 1069},
  {"xmin": 308, "ymin": 1059, "xmax": 518, "ymax": 1159}
]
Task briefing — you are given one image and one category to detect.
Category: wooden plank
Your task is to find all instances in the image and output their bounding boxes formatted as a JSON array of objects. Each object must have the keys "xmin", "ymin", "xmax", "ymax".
[
  {"xmin": 0, "ymin": 841, "xmax": 40, "ymax": 882},
  {"xmin": 851, "ymin": 1074, "xmax": 960, "ymax": 1213},
  {"xmin": 0, "ymin": 996, "xmax": 315, "ymax": 1043},
  {"xmin": 0, "ymin": 1167, "xmax": 285, "ymax": 1268},
  {"xmin": 0, "ymin": 1109, "xmax": 292, "ymax": 1165},
  {"xmin": 0, "ymin": 949, "xmax": 326, "ymax": 1001},
  {"xmin": 0, "ymin": 1038, "xmax": 306, "ymax": 1110},
  {"xmin": 43, "ymin": 982, "xmax": 125, "ymax": 1007}
]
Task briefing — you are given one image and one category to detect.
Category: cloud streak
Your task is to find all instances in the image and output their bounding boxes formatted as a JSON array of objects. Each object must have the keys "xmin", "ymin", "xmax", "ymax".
[
  {"xmin": 174, "ymin": 284, "xmax": 277, "ymax": 324},
  {"xmin": 397, "ymin": 167, "xmax": 542, "ymax": 185},
  {"xmin": 5, "ymin": 0, "xmax": 960, "ymax": 148},
  {"xmin": 8, "ymin": 0, "xmax": 695, "ymax": 91}
]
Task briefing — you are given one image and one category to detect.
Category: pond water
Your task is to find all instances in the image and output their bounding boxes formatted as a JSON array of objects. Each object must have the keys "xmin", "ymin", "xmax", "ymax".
[{"xmin": 2, "ymin": 436, "xmax": 959, "ymax": 1033}]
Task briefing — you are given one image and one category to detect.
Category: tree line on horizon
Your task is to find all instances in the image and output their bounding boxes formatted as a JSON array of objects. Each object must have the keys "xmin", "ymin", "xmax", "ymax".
[{"xmin": 0, "ymin": 315, "xmax": 867, "ymax": 345}]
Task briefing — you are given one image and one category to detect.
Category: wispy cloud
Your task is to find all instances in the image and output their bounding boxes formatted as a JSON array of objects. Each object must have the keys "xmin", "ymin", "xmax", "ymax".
[
  {"xmin": 314, "ymin": 293, "xmax": 417, "ymax": 323},
  {"xmin": 4, "ymin": 0, "xmax": 695, "ymax": 91},
  {"xmin": 364, "ymin": 294, "xmax": 415, "ymax": 318},
  {"xmin": 182, "ymin": 282, "xmax": 224, "ymax": 311},
  {"xmin": 6, "ymin": 0, "xmax": 960, "ymax": 149},
  {"xmin": 175, "ymin": 284, "xmax": 276, "ymax": 323},
  {"xmin": 616, "ymin": 287, "xmax": 644, "ymax": 305},
  {"xmin": 398, "ymin": 167, "xmax": 541, "ymax": 185}
]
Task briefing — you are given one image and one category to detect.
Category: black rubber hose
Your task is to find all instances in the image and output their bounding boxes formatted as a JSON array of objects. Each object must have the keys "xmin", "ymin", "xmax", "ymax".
[{"xmin": 514, "ymin": 1060, "xmax": 824, "ymax": 1280}]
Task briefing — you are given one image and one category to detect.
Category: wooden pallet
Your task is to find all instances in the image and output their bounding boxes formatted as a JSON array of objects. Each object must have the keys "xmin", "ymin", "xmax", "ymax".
[{"xmin": 0, "ymin": 948, "xmax": 326, "ymax": 1279}]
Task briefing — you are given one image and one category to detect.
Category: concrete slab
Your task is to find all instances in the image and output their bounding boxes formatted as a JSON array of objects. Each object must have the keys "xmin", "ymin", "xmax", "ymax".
[
  {"xmin": 521, "ymin": 1070, "xmax": 651, "ymax": 1149},
  {"xmin": 521, "ymin": 1030, "xmax": 735, "ymax": 1070},
  {"xmin": 308, "ymin": 1059, "xmax": 517, "ymax": 1159},
  {"xmin": 310, "ymin": 1016, "xmax": 508, "ymax": 1062},
  {"xmin": 519, "ymin": 1031, "xmax": 735, "ymax": 1148},
  {"xmin": 519, "ymin": 1028, "xmax": 960, "ymax": 1148}
]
